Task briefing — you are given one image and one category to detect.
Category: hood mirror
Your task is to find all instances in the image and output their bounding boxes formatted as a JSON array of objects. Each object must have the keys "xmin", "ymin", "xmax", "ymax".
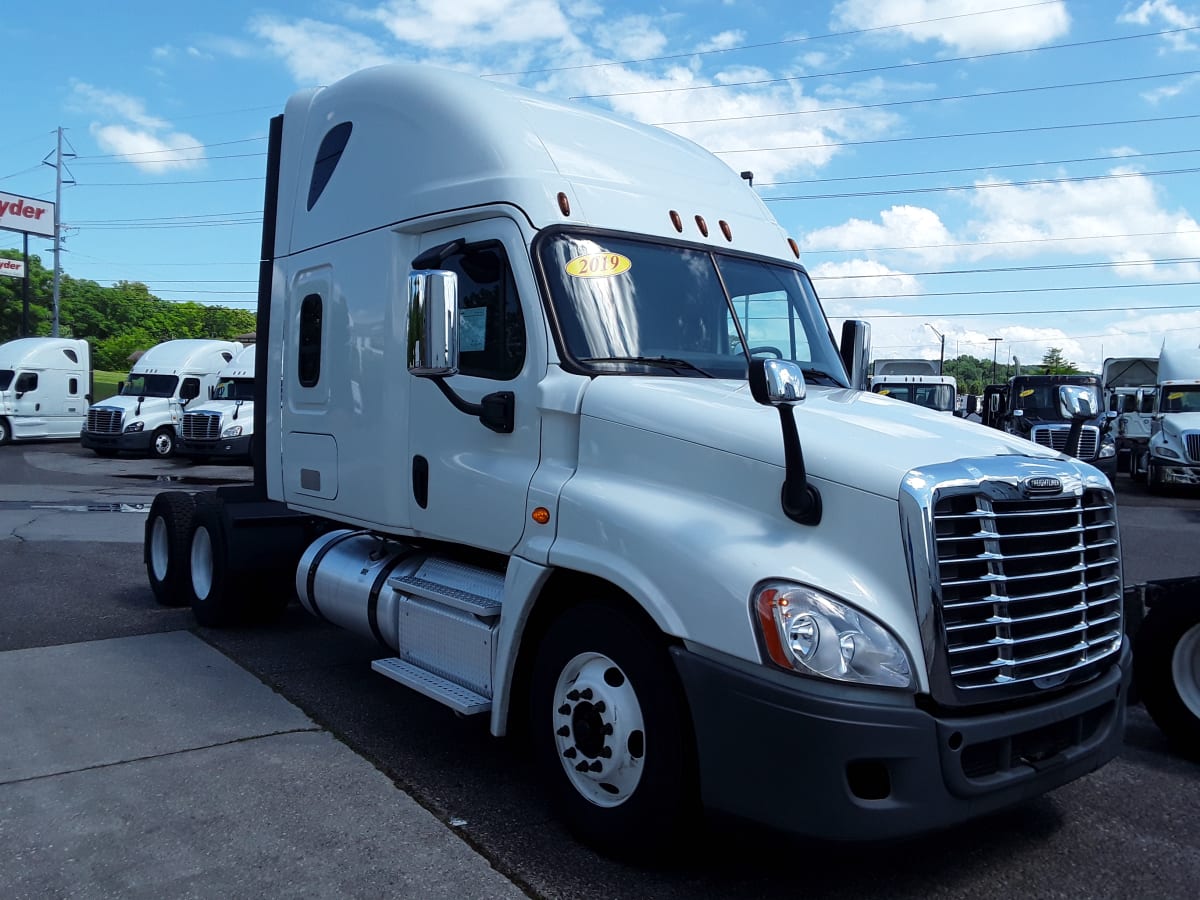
[
  {"xmin": 748, "ymin": 359, "xmax": 820, "ymax": 526},
  {"xmin": 1058, "ymin": 384, "xmax": 1099, "ymax": 420},
  {"xmin": 749, "ymin": 358, "xmax": 806, "ymax": 405}
]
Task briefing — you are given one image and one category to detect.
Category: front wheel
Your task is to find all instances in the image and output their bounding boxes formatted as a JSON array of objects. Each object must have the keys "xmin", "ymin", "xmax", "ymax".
[
  {"xmin": 1136, "ymin": 605, "xmax": 1200, "ymax": 757},
  {"xmin": 0, "ymin": 417, "xmax": 11, "ymax": 445},
  {"xmin": 152, "ymin": 427, "xmax": 176, "ymax": 459},
  {"xmin": 530, "ymin": 600, "xmax": 699, "ymax": 858}
]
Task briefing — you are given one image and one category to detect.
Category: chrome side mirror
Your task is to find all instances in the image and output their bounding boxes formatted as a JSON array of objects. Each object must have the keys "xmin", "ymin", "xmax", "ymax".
[
  {"xmin": 839, "ymin": 319, "xmax": 871, "ymax": 391},
  {"xmin": 749, "ymin": 358, "xmax": 806, "ymax": 405},
  {"xmin": 1058, "ymin": 384, "xmax": 1099, "ymax": 420},
  {"xmin": 407, "ymin": 270, "xmax": 459, "ymax": 376}
]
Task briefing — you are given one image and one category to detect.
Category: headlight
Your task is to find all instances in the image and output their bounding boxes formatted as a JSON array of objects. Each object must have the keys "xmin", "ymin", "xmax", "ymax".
[
  {"xmin": 754, "ymin": 583, "xmax": 913, "ymax": 688},
  {"xmin": 222, "ymin": 425, "xmax": 243, "ymax": 438},
  {"xmin": 124, "ymin": 421, "xmax": 144, "ymax": 433},
  {"xmin": 1098, "ymin": 442, "xmax": 1116, "ymax": 459},
  {"xmin": 1153, "ymin": 445, "xmax": 1180, "ymax": 460}
]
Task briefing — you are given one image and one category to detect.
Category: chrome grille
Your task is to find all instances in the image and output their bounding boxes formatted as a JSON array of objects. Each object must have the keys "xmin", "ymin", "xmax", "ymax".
[
  {"xmin": 1031, "ymin": 424, "xmax": 1100, "ymax": 460},
  {"xmin": 181, "ymin": 412, "xmax": 221, "ymax": 441},
  {"xmin": 86, "ymin": 407, "xmax": 122, "ymax": 434},
  {"xmin": 934, "ymin": 488, "xmax": 1122, "ymax": 691},
  {"xmin": 1186, "ymin": 432, "xmax": 1200, "ymax": 463}
]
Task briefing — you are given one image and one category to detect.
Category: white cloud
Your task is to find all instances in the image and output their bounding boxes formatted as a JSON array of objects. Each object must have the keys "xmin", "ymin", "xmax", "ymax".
[
  {"xmin": 697, "ymin": 30, "xmax": 746, "ymax": 52},
  {"xmin": 88, "ymin": 125, "xmax": 205, "ymax": 173},
  {"xmin": 809, "ymin": 257, "xmax": 923, "ymax": 303},
  {"xmin": 1139, "ymin": 72, "xmax": 1200, "ymax": 103},
  {"xmin": 249, "ymin": 16, "xmax": 395, "ymax": 84},
  {"xmin": 1117, "ymin": 0, "xmax": 1199, "ymax": 51},
  {"xmin": 831, "ymin": 0, "xmax": 1071, "ymax": 53},
  {"xmin": 359, "ymin": 0, "xmax": 576, "ymax": 51},
  {"xmin": 802, "ymin": 206, "xmax": 957, "ymax": 265},
  {"xmin": 591, "ymin": 15, "xmax": 668, "ymax": 59},
  {"xmin": 70, "ymin": 82, "xmax": 169, "ymax": 131}
]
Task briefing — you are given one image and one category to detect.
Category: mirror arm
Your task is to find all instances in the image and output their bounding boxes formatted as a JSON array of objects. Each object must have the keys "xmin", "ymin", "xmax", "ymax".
[
  {"xmin": 777, "ymin": 405, "xmax": 821, "ymax": 526},
  {"xmin": 428, "ymin": 375, "xmax": 514, "ymax": 434},
  {"xmin": 1064, "ymin": 419, "xmax": 1084, "ymax": 458}
]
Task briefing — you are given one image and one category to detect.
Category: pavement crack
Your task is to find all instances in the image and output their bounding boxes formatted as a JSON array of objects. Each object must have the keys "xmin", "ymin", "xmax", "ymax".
[{"xmin": 0, "ymin": 727, "xmax": 324, "ymax": 787}]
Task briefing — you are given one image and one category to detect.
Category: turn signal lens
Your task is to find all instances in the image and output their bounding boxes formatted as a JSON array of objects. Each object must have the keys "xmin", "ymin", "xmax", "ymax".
[{"xmin": 532, "ymin": 507, "xmax": 551, "ymax": 524}]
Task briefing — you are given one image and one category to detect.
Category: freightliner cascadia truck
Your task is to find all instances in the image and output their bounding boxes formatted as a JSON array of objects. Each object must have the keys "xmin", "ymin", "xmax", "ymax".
[{"xmin": 143, "ymin": 65, "xmax": 1129, "ymax": 855}]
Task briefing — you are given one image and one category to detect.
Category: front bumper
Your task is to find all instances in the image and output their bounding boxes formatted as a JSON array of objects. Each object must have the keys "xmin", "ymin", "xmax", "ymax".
[
  {"xmin": 81, "ymin": 429, "xmax": 155, "ymax": 453},
  {"xmin": 176, "ymin": 434, "xmax": 251, "ymax": 459},
  {"xmin": 672, "ymin": 642, "xmax": 1130, "ymax": 842},
  {"xmin": 1153, "ymin": 462, "xmax": 1200, "ymax": 485}
]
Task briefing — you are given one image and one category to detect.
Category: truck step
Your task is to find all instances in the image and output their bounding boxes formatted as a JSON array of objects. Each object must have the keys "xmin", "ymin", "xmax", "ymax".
[
  {"xmin": 371, "ymin": 657, "xmax": 492, "ymax": 715},
  {"xmin": 388, "ymin": 558, "xmax": 503, "ymax": 619}
]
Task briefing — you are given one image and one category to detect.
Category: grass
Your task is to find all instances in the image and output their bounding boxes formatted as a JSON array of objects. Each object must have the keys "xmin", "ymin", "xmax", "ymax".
[{"xmin": 91, "ymin": 370, "xmax": 125, "ymax": 402}]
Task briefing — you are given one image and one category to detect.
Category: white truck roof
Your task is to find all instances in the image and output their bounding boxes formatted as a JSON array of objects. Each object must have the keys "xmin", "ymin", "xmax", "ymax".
[
  {"xmin": 216, "ymin": 344, "xmax": 256, "ymax": 380},
  {"xmin": 873, "ymin": 359, "xmax": 941, "ymax": 377},
  {"xmin": 278, "ymin": 65, "xmax": 791, "ymax": 261},
  {"xmin": 133, "ymin": 339, "xmax": 241, "ymax": 375},
  {"xmin": 1102, "ymin": 357, "xmax": 1157, "ymax": 388},
  {"xmin": 0, "ymin": 337, "xmax": 89, "ymax": 370}
]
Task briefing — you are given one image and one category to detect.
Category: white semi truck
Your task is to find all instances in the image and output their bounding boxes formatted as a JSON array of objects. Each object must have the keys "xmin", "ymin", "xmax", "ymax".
[
  {"xmin": 1135, "ymin": 342, "xmax": 1200, "ymax": 489},
  {"xmin": 1102, "ymin": 356, "xmax": 1158, "ymax": 477},
  {"xmin": 82, "ymin": 339, "xmax": 241, "ymax": 458},
  {"xmin": 175, "ymin": 344, "xmax": 256, "ymax": 461},
  {"xmin": 0, "ymin": 337, "xmax": 91, "ymax": 444},
  {"xmin": 143, "ymin": 65, "xmax": 1129, "ymax": 854}
]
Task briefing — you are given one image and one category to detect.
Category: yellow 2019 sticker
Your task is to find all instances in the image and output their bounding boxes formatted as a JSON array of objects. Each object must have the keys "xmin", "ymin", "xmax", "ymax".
[
  {"xmin": 1020, "ymin": 389, "xmax": 1035, "ymax": 398},
  {"xmin": 1168, "ymin": 392, "xmax": 1184, "ymax": 400},
  {"xmin": 565, "ymin": 253, "xmax": 631, "ymax": 278}
]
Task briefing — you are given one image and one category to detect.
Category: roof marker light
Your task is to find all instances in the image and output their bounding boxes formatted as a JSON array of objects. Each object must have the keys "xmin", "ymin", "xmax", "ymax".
[
  {"xmin": 557, "ymin": 192, "xmax": 571, "ymax": 216},
  {"xmin": 788, "ymin": 238, "xmax": 800, "ymax": 258},
  {"xmin": 695, "ymin": 215, "xmax": 709, "ymax": 237},
  {"xmin": 669, "ymin": 210, "xmax": 683, "ymax": 232},
  {"xmin": 719, "ymin": 220, "xmax": 732, "ymax": 241}
]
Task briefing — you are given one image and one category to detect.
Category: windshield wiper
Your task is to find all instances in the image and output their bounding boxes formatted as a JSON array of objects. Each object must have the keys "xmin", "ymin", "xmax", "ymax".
[
  {"xmin": 581, "ymin": 356, "xmax": 715, "ymax": 378},
  {"xmin": 800, "ymin": 367, "xmax": 844, "ymax": 387}
]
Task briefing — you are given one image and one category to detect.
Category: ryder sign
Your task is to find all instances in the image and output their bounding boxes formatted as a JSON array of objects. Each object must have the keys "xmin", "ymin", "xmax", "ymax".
[{"xmin": 0, "ymin": 191, "xmax": 54, "ymax": 238}]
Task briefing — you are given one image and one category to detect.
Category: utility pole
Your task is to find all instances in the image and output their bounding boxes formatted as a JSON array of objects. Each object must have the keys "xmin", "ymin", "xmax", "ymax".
[
  {"xmin": 989, "ymin": 337, "xmax": 1003, "ymax": 383},
  {"xmin": 42, "ymin": 127, "xmax": 75, "ymax": 338}
]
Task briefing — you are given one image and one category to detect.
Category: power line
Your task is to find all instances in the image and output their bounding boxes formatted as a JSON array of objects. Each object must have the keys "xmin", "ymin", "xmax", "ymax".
[
  {"xmin": 765, "ymin": 165, "xmax": 1200, "ymax": 201},
  {"xmin": 483, "ymin": 0, "xmax": 1062, "ymax": 76},
  {"xmin": 837, "ymin": 303, "xmax": 1200, "ymax": 318},
  {"xmin": 571, "ymin": 26, "xmax": 1200, "ymax": 99},
  {"xmin": 711, "ymin": 113, "xmax": 1200, "ymax": 155},
  {"xmin": 72, "ymin": 151, "xmax": 267, "ymax": 167},
  {"xmin": 815, "ymin": 257, "xmax": 1200, "ymax": 281},
  {"xmin": 73, "ymin": 136, "xmax": 268, "ymax": 161},
  {"xmin": 760, "ymin": 148, "xmax": 1200, "ymax": 187},
  {"xmin": 653, "ymin": 68, "xmax": 1200, "ymax": 127},
  {"xmin": 71, "ymin": 210, "xmax": 261, "ymax": 224},
  {"xmin": 78, "ymin": 177, "xmax": 265, "ymax": 187},
  {"xmin": 801, "ymin": 228, "xmax": 1200, "ymax": 255},
  {"xmin": 817, "ymin": 283, "xmax": 1200, "ymax": 301}
]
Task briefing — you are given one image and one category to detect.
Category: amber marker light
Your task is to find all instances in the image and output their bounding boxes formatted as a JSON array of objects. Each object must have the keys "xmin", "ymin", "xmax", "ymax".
[
  {"xmin": 755, "ymin": 589, "xmax": 793, "ymax": 669},
  {"xmin": 695, "ymin": 215, "xmax": 709, "ymax": 237},
  {"xmin": 669, "ymin": 210, "xmax": 683, "ymax": 232},
  {"xmin": 532, "ymin": 507, "xmax": 551, "ymax": 525},
  {"xmin": 788, "ymin": 238, "xmax": 800, "ymax": 258},
  {"xmin": 719, "ymin": 220, "xmax": 732, "ymax": 241},
  {"xmin": 557, "ymin": 192, "xmax": 571, "ymax": 216}
]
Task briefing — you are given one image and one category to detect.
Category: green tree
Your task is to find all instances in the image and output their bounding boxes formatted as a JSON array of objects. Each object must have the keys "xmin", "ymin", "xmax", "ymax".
[{"xmin": 1041, "ymin": 347, "xmax": 1081, "ymax": 375}]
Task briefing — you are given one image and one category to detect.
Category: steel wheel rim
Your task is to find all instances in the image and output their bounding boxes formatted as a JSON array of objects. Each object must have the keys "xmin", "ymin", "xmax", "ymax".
[
  {"xmin": 150, "ymin": 516, "xmax": 170, "ymax": 581},
  {"xmin": 190, "ymin": 526, "xmax": 213, "ymax": 601},
  {"xmin": 1171, "ymin": 622, "xmax": 1200, "ymax": 719},
  {"xmin": 155, "ymin": 433, "xmax": 172, "ymax": 456},
  {"xmin": 552, "ymin": 651, "xmax": 645, "ymax": 808}
]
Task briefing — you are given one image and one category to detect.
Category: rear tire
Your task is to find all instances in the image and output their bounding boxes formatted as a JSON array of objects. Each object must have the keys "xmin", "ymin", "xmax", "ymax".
[
  {"xmin": 530, "ymin": 599, "xmax": 700, "ymax": 859},
  {"xmin": 1136, "ymin": 605, "xmax": 1200, "ymax": 757},
  {"xmin": 145, "ymin": 491, "xmax": 196, "ymax": 606}
]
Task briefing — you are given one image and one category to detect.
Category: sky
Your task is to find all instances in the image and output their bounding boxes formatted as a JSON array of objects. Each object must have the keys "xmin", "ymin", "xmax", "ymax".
[{"xmin": 3, "ymin": 0, "xmax": 1200, "ymax": 374}]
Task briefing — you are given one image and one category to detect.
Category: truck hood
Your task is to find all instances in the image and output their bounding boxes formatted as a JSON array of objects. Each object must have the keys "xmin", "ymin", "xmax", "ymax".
[
  {"xmin": 1162, "ymin": 411, "xmax": 1200, "ymax": 432},
  {"xmin": 580, "ymin": 377, "xmax": 1061, "ymax": 500}
]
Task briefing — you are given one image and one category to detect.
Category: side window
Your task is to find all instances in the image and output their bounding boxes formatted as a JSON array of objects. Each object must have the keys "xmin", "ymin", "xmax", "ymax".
[
  {"xmin": 15, "ymin": 372, "xmax": 38, "ymax": 394},
  {"xmin": 728, "ymin": 293, "xmax": 810, "ymax": 361},
  {"xmin": 180, "ymin": 378, "xmax": 201, "ymax": 401},
  {"xmin": 308, "ymin": 122, "xmax": 353, "ymax": 211},
  {"xmin": 68, "ymin": 377, "xmax": 79, "ymax": 395},
  {"xmin": 298, "ymin": 293, "xmax": 323, "ymax": 387},
  {"xmin": 442, "ymin": 244, "xmax": 526, "ymax": 380}
]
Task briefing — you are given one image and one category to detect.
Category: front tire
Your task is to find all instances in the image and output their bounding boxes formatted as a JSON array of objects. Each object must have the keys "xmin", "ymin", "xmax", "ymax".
[
  {"xmin": 530, "ymin": 600, "xmax": 700, "ymax": 858},
  {"xmin": 0, "ymin": 417, "xmax": 11, "ymax": 445},
  {"xmin": 152, "ymin": 427, "xmax": 176, "ymax": 458},
  {"xmin": 1137, "ymin": 605, "xmax": 1200, "ymax": 757},
  {"xmin": 145, "ymin": 491, "xmax": 196, "ymax": 606}
]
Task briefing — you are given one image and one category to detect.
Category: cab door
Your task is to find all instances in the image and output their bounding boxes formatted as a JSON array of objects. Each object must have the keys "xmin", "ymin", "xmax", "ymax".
[
  {"xmin": 12, "ymin": 372, "xmax": 45, "ymax": 436},
  {"xmin": 407, "ymin": 218, "xmax": 543, "ymax": 553}
]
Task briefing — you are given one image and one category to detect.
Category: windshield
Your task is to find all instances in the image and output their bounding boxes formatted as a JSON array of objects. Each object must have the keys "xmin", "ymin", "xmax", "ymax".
[
  {"xmin": 0, "ymin": 369, "xmax": 12, "ymax": 391},
  {"xmin": 874, "ymin": 382, "xmax": 955, "ymax": 412},
  {"xmin": 1012, "ymin": 382, "xmax": 1098, "ymax": 418},
  {"xmin": 1161, "ymin": 385, "xmax": 1200, "ymax": 413},
  {"xmin": 121, "ymin": 373, "xmax": 179, "ymax": 399},
  {"xmin": 214, "ymin": 378, "xmax": 255, "ymax": 401},
  {"xmin": 537, "ymin": 232, "xmax": 847, "ymax": 383}
]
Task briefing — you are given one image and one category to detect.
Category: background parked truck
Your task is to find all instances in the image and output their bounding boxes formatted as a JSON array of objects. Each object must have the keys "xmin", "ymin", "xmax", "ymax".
[
  {"xmin": 82, "ymin": 339, "xmax": 240, "ymax": 458},
  {"xmin": 143, "ymin": 65, "xmax": 1129, "ymax": 855},
  {"xmin": 1103, "ymin": 356, "xmax": 1158, "ymax": 478},
  {"xmin": 175, "ymin": 343, "xmax": 256, "ymax": 462},
  {"xmin": 0, "ymin": 337, "xmax": 91, "ymax": 444},
  {"xmin": 1135, "ymin": 341, "xmax": 1200, "ymax": 489}
]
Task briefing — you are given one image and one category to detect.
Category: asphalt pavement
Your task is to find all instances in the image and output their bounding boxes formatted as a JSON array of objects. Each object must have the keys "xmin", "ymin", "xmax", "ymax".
[{"xmin": 0, "ymin": 469, "xmax": 528, "ymax": 899}]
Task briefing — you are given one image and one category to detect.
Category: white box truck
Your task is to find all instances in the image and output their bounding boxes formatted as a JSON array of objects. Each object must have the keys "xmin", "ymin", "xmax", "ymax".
[
  {"xmin": 143, "ymin": 66, "xmax": 1129, "ymax": 854},
  {"xmin": 175, "ymin": 344, "xmax": 256, "ymax": 461},
  {"xmin": 1138, "ymin": 342, "xmax": 1200, "ymax": 489},
  {"xmin": 82, "ymin": 339, "xmax": 240, "ymax": 458},
  {"xmin": 0, "ymin": 337, "xmax": 91, "ymax": 444}
]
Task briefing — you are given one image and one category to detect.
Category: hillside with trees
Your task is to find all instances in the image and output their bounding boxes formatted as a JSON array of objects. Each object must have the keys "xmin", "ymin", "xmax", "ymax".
[{"xmin": 0, "ymin": 250, "xmax": 255, "ymax": 370}]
